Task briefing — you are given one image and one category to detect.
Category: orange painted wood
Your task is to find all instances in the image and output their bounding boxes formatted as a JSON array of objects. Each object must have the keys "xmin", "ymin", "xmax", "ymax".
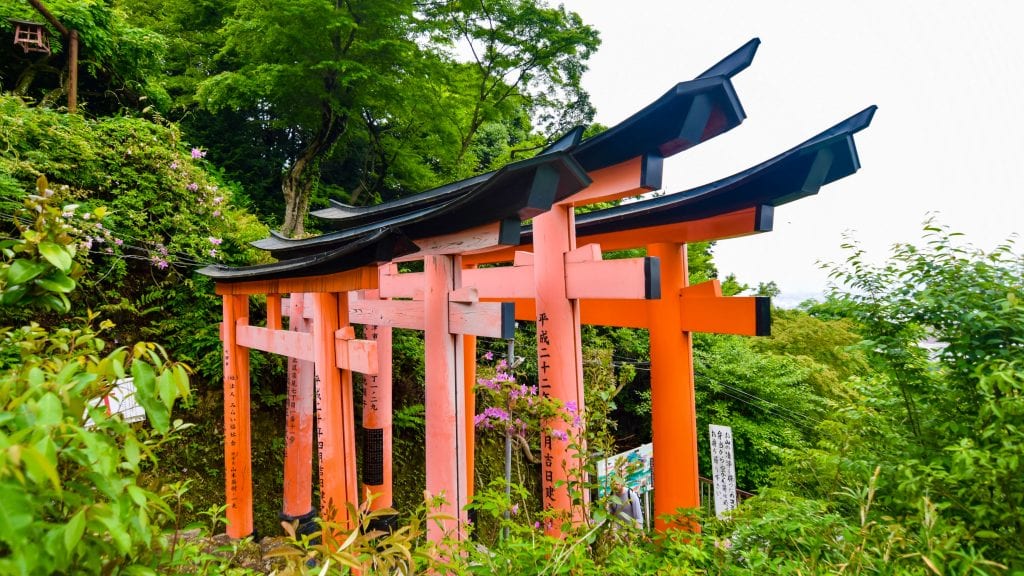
[
  {"xmin": 393, "ymin": 221, "xmax": 509, "ymax": 261},
  {"xmin": 647, "ymin": 243, "xmax": 700, "ymax": 533},
  {"xmin": 215, "ymin": 267, "xmax": 377, "ymax": 296},
  {"xmin": 267, "ymin": 294, "xmax": 282, "ymax": 330},
  {"xmin": 463, "ymin": 334, "xmax": 477, "ymax": 500},
  {"xmin": 555, "ymin": 157, "xmax": 650, "ymax": 207},
  {"xmin": 363, "ymin": 323, "xmax": 394, "ymax": 511},
  {"xmin": 423, "ymin": 255, "xmax": 469, "ymax": 541},
  {"xmin": 448, "ymin": 302, "xmax": 510, "ymax": 339},
  {"xmin": 222, "ymin": 294, "xmax": 253, "ymax": 538},
  {"xmin": 565, "ymin": 243, "xmax": 602, "ymax": 263},
  {"xmin": 683, "ymin": 279, "xmax": 723, "ymax": 298},
  {"xmin": 565, "ymin": 258, "xmax": 652, "ymax": 300},
  {"xmin": 532, "ymin": 204, "xmax": 585, "ymax": 533},
  {"xmin": 574, "ymin": 206, "xmax": 766, "ymax": 252},
  {"xmin": 349, "ymin": 298, "xmax": 422, "ymax": 329},
  {"xmin": 460, "ymin": 257, "xmax": 653, "ymax": 301},
  {"xmin": 679, "ymin": 295, "xmax": 763, "ymax": 336},
  {"xmin": 283, "ymin": 294, "xmax": 314, "ymax": 518},
  {"xmin": 449, "ymin": 286, "xmax": 479, "ymax": 303},
  {"xmin": 580, "ymin": 300, "xmax": 649, "ymax": 328},
  {"xmin": 461, "ymin": 206, "xmax": 765, "ymax": 266},
  {"xmin": 311, "ymin": 292, "xmax": 359, "ymax": 532},
  {"xmin": 333, "ymin": 334, "xmax": 379, "ymax": 375},
  {"xmin": 377, "ymin": 269, "xmax": 422, "ymax": 299},
  {"xmin": 463, "ymin": 264, "xmax": 479, "ymax": 500},
  {"xmin": 236, "ymin": 324, "xmax": 315, "ymax": 362},
  {"xmin": 462, "ymin": 266, "xmax": 535, "ymax": 299},
  {"xmin": 349, "ymin": 295, "xmax": 510, "ymax": 338}
]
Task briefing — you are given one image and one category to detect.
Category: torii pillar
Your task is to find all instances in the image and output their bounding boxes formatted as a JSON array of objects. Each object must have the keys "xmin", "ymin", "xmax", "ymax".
[{"xmin": 646, "ymin": 243, "xmax": 698, "ymax": 530}]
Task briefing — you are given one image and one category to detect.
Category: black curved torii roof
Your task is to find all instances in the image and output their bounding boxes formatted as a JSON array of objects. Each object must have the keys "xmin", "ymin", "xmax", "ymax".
[
  {"xmin": 199, "ymin": 39, "xmax": 876, "ymax": 284},
  {"xmin": 566, "ymin": 106, "xmax": 877, "ymax": 240}
]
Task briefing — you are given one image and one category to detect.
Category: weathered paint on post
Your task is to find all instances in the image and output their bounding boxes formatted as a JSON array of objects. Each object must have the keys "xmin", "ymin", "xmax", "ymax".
[
  {"xmin": 646, "ymin": 243, "xmax": 700, "ymax": 532},
  {"xmin": 423, "ymin": 255, "xmax": 469, "ymax": 541},
  {"xmin": 311, "ymin": 292, "xmax": 359, "ymax": 531},
  {"xmin": 531, "ymin": 205, "xmax": 585, "ymax": 532},
  {"xmin": 463, "ymin": 334, "xmax": 477, "ymax": 499},
  {"xmin": 222, "ymin": 294, "xmax": 253, "ymax": 538},
  {"xmin": 363, "ymin": 322, "xmax": 393, "ymax": 511},
  {"xmin": 282, "ymin": 294, "xmax": 314, "ymax": 519}
]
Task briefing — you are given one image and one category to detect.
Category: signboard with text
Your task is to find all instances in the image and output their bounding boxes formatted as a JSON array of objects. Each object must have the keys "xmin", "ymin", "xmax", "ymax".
[{"xmin": 709, "ymin": 424, "xmax": 737, "ymax": 517}]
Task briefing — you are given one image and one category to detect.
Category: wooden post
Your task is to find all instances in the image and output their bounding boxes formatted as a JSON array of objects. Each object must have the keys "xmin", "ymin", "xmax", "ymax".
[
  {"xmin": 311, "ymin": 292, "xmax": 359, "ymax": 531},
  {"xmin": 282, "ymin": 294, "xmax": 314, "ymax": 522},
  {"xmin": 67, "ymin": 29, "xmax": 77, "ymax": 113},
  {"xmin": 423, "ymin": 255, "xmax": 469, "ymax": 541},
  {"xmin": 646, "ymin": 243, "xmax": 700, "ymax": 531},
  {"xmin": 222, "ymin": 294, "xmax": 253, "ymax": 538},
  {"xmin": 363, "ymin": 323, "xmax": 394, "ymax": 513},
  {"xmin": 531, "ymin": 205, "xmax": 585, "ymax": 532},
  {"xmin": 463, "ymin": 334, "xmax": 477, "ymax": 499}
]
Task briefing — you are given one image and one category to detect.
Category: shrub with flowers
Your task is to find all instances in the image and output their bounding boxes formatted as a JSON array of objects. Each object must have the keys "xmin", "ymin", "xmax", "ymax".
[{"xmin": 474, "ymin": 350, "xmax": 564, "ymax": 451}]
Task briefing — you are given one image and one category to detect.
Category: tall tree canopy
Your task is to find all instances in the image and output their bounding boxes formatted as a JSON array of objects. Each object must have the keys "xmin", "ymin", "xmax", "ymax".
[{"xmin": 184, "ymin": 0, "xmax": 598, "ymax": 236}]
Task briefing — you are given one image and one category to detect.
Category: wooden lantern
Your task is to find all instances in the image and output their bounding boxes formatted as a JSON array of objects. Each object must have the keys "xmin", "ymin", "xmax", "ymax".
[{"xmin": 10, "ymin": 19, "xmax": 51, "ymax": 55}]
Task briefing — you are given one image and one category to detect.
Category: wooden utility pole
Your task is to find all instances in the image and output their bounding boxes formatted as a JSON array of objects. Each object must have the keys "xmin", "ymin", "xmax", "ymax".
[{"xmin": 27, "ymin": 0, "xmax": 77, "ymax": 113}]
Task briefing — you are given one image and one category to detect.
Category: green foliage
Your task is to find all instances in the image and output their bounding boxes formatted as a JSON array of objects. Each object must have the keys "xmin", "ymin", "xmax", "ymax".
[
  {"xmin": 0, "ymin": 184, "xmax": 194, "ymax": 575},
  {"xmin": 0, "ymin": 0, "xmax": 168, "ymax": 113}
]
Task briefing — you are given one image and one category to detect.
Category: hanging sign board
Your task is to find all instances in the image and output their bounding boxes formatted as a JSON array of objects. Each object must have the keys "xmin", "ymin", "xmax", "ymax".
[
  {"xmin": 595, "ymin": 442, "xmax": 653, "ymax": 497},
  {"xmin": 709, "ymin": 424, "xmax": 737, "ymax": 517}
]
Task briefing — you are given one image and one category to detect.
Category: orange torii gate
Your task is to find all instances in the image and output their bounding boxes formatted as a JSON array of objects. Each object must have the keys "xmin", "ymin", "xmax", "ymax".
[
  {"xmin": 462, "ymin": 105, "xmax": 876, "ymax": 529},
  {"xmin": 201, "ymin": 37, "xmax": 875, "ymax": 542}
]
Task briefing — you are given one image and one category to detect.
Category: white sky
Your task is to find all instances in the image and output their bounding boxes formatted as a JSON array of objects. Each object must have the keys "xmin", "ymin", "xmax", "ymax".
[{"xmin": 559, "ymin": 0, "xmax": 1024, "ymax": 305}]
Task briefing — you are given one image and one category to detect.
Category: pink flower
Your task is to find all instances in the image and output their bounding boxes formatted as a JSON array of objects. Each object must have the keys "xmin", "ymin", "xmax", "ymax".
[
  {"xmin": 483, "ymin": 351, "xmax": 494, "ymax": 361},
  {"xmin": 551, "ymin": 429, "xmax": 568, "ymax": 442},
  {"xmin": 156, "ymin": 259, "xmax": 169, "ymax": 270},
  {"xmin": 209, "ymin": 249, "xmax": 218, "ymax": 257},
  {"xmin": 212, "ymin": 196, "xmax": 224, "ymax": 205},
  {"xmin": 114, "ymin": 238, "xmax": 123, "ymax": 246},
  {"xmin": 191, "ymin": 147, "xmax": 206, "ymax": 159},
  {"xmin": 187, "ymin": 182, "xmax": 199, "ymax": 192},
  {"xmin": 209, "ymin": 236, "xmax": 223, "ymax": 245},
  {"xmin": 534, "ymin": 521, "xmax": 541, "ymax": 530},
  {"xmin": 511, "ymin": 503, "xmax": 519, "ymax": 515},
  {"xmin": 170, "ymin": 161, "xmax": 179, "ymax": 170},
  {"xmin": 212, "ymin": 210, "xmax": 221, "ymax": 218}
]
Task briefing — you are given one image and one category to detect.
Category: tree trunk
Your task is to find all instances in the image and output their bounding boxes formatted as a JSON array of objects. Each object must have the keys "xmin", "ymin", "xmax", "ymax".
[{"xmin": 280, "ymin": 103, "xmax": 347, "ymax": 238}]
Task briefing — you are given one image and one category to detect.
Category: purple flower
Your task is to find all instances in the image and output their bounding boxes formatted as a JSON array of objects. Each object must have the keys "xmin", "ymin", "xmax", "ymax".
[
  {"xmin": 511, "ymin": 503, "xmax": 519, "ymax": 515},
  {"xmin": 156, "ymin": 259, "xmax": 169, "ymax": 270},
  {"xmin": 565, "ymin": 401, "xmax": 578, "ymax": 415},
  {"xmin": 212, "ymin": 196, "xmax": 224, "ymax": 205},
  {"xmin": 186, "ymin": 182, "xmax": 199, "ymax": 192},
  {"xmin": 170, "ymin": 161, "xmax": 179, "ymax": 170},
  {"xmin": 551, "ymin": 429, "xmax": 568, "ymax": 442},
  {"xmin": 483, "ymin": 351, "xmax": 494, "ymax": 361},
  {"xmin": 208, "ymin": 236, "xmax": 223, "ymax": 245},
  {"xmin": 114, "ymin": 238, "xmax": 123, "ymax": 246},
  {"xmin": 191, "ymin": 147, "xmax": 206, "ymax": 159},
  {"xmin": 212, "ymin": 210, "xmax": 222, "ymax": 218},
  {"xmin": 534, "ymin": 521, "xmax": 541, "ymax": 530},
  {"xmin": 209, "ymin": 249, "xmax": 218, "ymax": 257},
  {"xmin": 82, "ymin": 238, "xmax": 93, "ymax": 250}
]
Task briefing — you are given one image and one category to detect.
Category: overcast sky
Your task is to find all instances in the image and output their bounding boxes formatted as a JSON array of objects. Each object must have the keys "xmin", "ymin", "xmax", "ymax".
[{"xmin": 559, "ymin": 0, "xmax": 1024, "ymax": 305}]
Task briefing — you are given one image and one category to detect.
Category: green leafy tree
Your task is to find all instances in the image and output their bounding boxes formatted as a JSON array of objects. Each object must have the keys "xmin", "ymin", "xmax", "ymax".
[
  {"xmin": 0, "ymin": 178, "xmax": 192, "ymax": 575},
  {"xmin": 0, "ymin": 0, "xmax": 168, "ymax": 114}
]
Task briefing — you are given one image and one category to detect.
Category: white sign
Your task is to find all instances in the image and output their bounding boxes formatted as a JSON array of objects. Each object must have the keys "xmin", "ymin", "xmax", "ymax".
[
  {"xmin": 709, "ymin": 424, "xmax": 737, "ymax": 517},
  {"xmin": 595, "ymin": 442, "xmax": 653, "ymax": 496},
  {"xmin": 84, "ymin": 378, "xmax": 146, "ymax": 427}
]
